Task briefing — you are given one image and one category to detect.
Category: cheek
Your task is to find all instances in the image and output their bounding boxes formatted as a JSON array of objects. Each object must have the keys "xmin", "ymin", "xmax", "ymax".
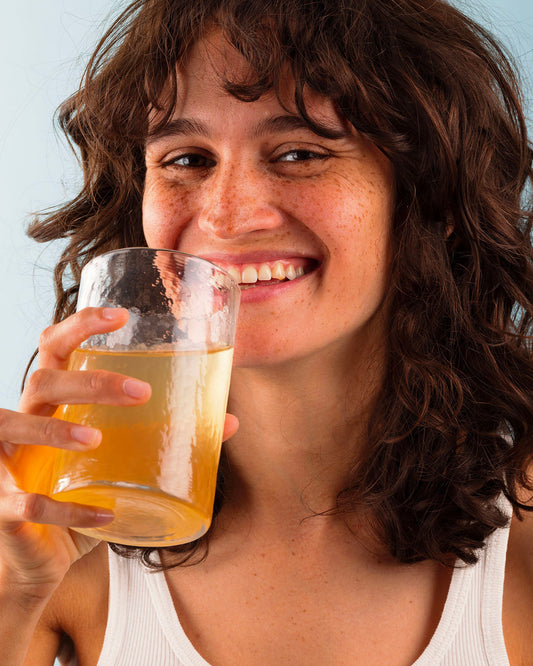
[
  {"xmin": 319, "ymin": 175, "xmax": 393, "ymax": 304},
  {"xmin": 306, "ymin": 170, "xmax": 393, "ymax": 252},
  {"xmin": 142, "ymin": 179, "xmax": 191, "ymax": 248}
]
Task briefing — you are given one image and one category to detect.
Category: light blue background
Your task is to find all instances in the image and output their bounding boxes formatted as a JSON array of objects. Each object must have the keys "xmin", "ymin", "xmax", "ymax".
[
  {"xmin": 1, "ymin": 0, "xmax": 532, "ymax": 414},
  {"xmin": 0, "ymin": 3, "xmax": 530, "ymax": 666}
]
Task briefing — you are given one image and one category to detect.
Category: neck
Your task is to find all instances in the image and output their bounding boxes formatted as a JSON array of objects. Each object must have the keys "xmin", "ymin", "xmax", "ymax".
[{"xmin": 222, "ymin": 332, "xmax": 386, "ymax": 530}]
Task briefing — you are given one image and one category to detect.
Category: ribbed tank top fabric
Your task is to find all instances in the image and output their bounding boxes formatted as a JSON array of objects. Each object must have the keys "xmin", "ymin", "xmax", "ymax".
[
  {"xmin": 97, "ymin": 513, "xmax": 512, "ymax": 666},
  {"xmin": 97, "ymin": 547, "xmax": 209, "ymax": 666},
  {"xmin": 412, "ymin": 518, "xmax": 511, "ymax": 666}
]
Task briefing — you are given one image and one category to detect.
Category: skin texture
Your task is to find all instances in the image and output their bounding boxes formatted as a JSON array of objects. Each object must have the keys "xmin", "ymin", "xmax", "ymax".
[
  {"xmin": 0, "ymin": 33, "xmax": 532, "ymax": 666},
  {"xmin": 143, "ymin": 36, "xmax": 394, "ymax": 370}
]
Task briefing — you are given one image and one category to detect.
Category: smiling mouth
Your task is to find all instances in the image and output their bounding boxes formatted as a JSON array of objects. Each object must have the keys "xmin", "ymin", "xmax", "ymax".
[{"xmin": 220, "ymin": 259, "xmax": 318, "ymax": 289}]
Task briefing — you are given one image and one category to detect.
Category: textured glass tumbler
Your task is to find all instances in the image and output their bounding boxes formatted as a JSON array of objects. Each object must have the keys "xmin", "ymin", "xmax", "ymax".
[{"xmin": 50, "ymin": 248, "xmax": 239, "ymax": 546}]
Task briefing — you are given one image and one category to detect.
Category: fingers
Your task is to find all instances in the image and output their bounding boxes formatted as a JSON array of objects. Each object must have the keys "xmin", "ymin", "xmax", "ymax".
[
  {"xmin": 19, "ymin": 307, "xmax": 150, "ymax": 416},
  {"xmin": 0, "ymin": 408, "xmax": 101, "ymax": 452},
  {"xmin": 0, "ymin": 494, "xmax": 111, "ymax": 602},
  {"xmin": 223, "ymin": 413, "xmax": 239, "ymax": 441},
  {"xmin": 0, "ymin": 492, "xmax": 114, "ymax": 531},
  {"xmin": 19, "ymin": 367, "xmax": 151, "ymax": 416},
  {"xmin": 37, "ymin": 307, "xmax": 129, "ymax": 370}
]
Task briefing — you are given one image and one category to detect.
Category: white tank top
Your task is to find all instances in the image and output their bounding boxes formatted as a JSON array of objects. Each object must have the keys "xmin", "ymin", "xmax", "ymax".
[{"xmin": 97, "ymin": 522, "xmax": 511, "ymax": 666}]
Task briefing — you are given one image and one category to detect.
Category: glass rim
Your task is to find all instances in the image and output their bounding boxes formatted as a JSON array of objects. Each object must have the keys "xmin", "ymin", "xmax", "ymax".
[{"xmin": 85, "ymin": 247, "xmax": 240, "ymax": 291}]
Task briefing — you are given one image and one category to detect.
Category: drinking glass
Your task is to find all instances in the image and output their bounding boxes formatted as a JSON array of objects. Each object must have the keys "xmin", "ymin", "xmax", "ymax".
[{"xmin": 48, "ymin": 248, "xmax": 239, "ymax": 546}]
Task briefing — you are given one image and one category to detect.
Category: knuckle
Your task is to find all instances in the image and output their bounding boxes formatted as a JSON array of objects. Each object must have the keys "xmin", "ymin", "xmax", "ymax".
[
  {"xmin": 14, "ymin": 493, "xmax": 46, "ymax": 523},
  {"xmin": 76, "ymin": 307, "xmax": 98, "ymax": 332},
  {"xmin": 0, "ymin": 409, "xmax": 12, "ymax": 433},
  {"xmin": 24, "ymin": 368, "xmax": 49, "ymax": 400},
  {"xmin": 79, "ymin": 306, "xmax": 97, "ymax": 321},
  {"xmin": 40, "ymin": 417, "xmax": 57, "ymax": 444},
  {"xmin": 0, "ymin": 440, "xmax": 16, "ymax": 458},
  {"xmin": 87, "ymin": 370, "xmax": 107, "ymax": 396},
  {"xmin": 38, "ymin": 324, "xmax": 56, "ymax": 350}
]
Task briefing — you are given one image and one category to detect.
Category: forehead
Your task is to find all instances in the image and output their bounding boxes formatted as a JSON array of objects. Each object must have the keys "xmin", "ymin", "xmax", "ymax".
[
  {"xmin": 149, "ymin": 31, "xmax": 347, "ymax": 134},
  {"xmin": 182, "ymin": 32, "xmax": 252, "ymax": 92}
]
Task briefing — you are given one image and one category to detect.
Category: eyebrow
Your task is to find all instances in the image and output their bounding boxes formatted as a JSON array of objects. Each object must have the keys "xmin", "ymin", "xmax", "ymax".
[
  {"xmin": 146, "ymin": 118, "xmax": 210, "ymax": 144},
  {"xmin": 146, "ymin": 113, "xmax": 348, "ymax": 145},
  {"xmin": 253, "ymin": 114, "xmax": 347, "ymax": 139}
]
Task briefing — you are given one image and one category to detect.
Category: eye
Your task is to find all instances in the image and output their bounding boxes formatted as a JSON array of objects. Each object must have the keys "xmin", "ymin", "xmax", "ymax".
[
  {"xmin": 276, "ymin": 149, "xmax": 330, "ymax": 163},
  {"xmin": 166, "ymin": 153, "xmax": 216, "ymax": 168}
]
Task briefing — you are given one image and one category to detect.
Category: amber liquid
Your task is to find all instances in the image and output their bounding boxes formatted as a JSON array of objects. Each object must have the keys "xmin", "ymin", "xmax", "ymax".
[{"xmin": 47, "ymin": 347, "xmax": 233, "ymax": 546}]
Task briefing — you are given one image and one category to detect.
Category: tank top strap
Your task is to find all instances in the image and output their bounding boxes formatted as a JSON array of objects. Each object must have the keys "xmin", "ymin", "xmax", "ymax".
[
  {"xmin": 98, "ymin": 547, "xmax": 210, "ymax": 666},
  {"xmin": 413, "ymin": 497, "xmax": 511, "ymax": 666},
  {"xmin": 97, "ymin": 546, "xmax": 132, "ymax": 665},
  {"xmin": 479, "ymin": 505, "xmax": 512, "ymax": 664}
]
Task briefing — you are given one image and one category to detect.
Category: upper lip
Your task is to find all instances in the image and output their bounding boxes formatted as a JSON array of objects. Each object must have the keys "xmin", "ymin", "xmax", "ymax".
[{"xmin": 197, "ymin": 251, "xmax": 320, "ymax": 265}]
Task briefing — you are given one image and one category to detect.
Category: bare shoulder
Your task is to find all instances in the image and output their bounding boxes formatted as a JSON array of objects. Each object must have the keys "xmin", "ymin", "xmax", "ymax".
[
  {"xmin": 27, "ymin": 542, "xmax": 110, "ymax": 665},
  {"xmin": 503, "ymin": 495, "xmax": 533, "ymax": 664}
]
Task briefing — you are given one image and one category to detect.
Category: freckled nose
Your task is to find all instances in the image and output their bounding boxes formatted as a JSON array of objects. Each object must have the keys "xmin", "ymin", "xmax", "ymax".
[{"xmin": 197, "ymin": 168, "xmax": 283, "ymax": 239}]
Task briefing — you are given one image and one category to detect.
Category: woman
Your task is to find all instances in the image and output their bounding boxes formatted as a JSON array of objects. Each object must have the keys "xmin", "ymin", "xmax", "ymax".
[{"xmin": 1, "ymin": 0, "xmax": 532, "ymax": 664}]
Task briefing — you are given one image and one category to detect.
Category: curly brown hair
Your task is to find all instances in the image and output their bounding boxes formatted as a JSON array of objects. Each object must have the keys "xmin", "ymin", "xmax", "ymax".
[{"xmin": 27, "ymin": 0, "xmax": 533, "ymax": 566}]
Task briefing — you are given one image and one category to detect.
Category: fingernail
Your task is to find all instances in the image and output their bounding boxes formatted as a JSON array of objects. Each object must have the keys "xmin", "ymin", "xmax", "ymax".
[
  {"xmin": 71, "ymin": 425, "xmax": 101, "ymax": 446},
  {"xmin": 123, "ymin": 378, "xmax": 151, "ymax": 399},
  {"xmin": 92, "ymin": 509, "xmax": 114, "ymax": 524},
  {"xmin": 101, "ymin": 307, "xmax": 126, "ymax": 320}
]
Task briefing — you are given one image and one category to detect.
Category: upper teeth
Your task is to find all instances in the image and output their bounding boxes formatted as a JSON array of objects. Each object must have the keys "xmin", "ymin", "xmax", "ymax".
[{"xmin": 227, "ymin": 261, "xmax": 305, "ymax": 284}]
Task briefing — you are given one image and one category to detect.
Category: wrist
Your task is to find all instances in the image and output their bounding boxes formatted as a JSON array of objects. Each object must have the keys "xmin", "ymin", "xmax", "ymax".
[
  {"xmin": 0, "ymin": 586, "xmax": 51, "ymax": 666},
  {"xmin": 0, "ymin": 583, "xmax": 51, "ymax": 618},
  {"xmin": 0, "ymin": 566, "xmax": 57, "ymax": 613}
]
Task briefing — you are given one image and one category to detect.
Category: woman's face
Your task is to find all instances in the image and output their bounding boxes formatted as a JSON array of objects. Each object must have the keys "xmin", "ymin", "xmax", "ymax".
[{"xmin": 143, "ymin": 36, "xmax": 394, "ymax": 367}]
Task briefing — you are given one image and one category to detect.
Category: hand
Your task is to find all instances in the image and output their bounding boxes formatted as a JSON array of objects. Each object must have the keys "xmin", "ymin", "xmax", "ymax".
[
  {"xmin": 0, "ymin": 306, "xmax": 239, "ymax": 605},
  {"xmin": 0, "ymin": 307, "xmax": 149, "ymax": 603}
]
